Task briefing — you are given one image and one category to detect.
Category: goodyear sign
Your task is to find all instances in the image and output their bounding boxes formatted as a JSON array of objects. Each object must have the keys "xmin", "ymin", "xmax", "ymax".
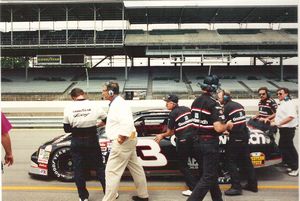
[{"xmin": 37, "ymin": 55, "xmax": 61, "ymax": 65}]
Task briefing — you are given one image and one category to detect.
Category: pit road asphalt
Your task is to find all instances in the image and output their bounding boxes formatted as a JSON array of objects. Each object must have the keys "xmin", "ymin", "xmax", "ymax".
[{"xmin": 2, "ymin": 129, "xmax": 299, "ymax": 201}]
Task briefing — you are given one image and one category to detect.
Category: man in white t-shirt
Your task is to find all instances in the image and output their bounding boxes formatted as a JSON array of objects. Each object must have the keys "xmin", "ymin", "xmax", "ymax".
[
  {"xmin": 63, "ymin": 88, "xmax": 107, "ymax": 201},
  {"xmin": 271, "ymin": 87, "xmax": 298, "ymax": 176}
]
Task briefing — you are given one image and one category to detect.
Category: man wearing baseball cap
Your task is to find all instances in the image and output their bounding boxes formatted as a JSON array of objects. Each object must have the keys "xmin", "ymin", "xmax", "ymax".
[{"xmin": 155, "ymin": 94, "xmax": 197, "ymax": 196}]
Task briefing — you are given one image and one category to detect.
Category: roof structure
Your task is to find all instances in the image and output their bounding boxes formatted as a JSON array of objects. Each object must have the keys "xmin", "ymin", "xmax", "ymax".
[
  {"xmin": 0, "ymin": 1, "xmax": 298, "ymax": 57},
  {"xmin": 0, "ymin": 2, "xmax": 297, "ymax": 23}
]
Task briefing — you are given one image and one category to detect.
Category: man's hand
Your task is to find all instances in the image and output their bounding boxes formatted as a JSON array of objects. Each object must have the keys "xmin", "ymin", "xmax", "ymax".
[
  {"xmin": 154, "ymin": 134, "xmax": 164, "ymax": 144},
  {"xmin": 226, "ymin": 120, "xmax": 233, "ymax": 131},
  {"xmin": 270, "ymin": 121, "xmax": 278, "ymax": 127},
  {"xmin": 4, "ymin": 154, "xmax": 13, "ymax": 166},
  {"xmin": 117, "ymin": 135, "xmax": 128, "ymax": 144},
  {"xmin": 96, "ymin": 121, "xmax": 105, "ymax": 127},
  {"xmin": 223, "ymin": 130, "xmax": 230, "ymax": 135}
]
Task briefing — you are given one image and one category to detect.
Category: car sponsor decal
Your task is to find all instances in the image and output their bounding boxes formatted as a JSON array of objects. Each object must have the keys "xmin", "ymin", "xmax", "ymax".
[
  {"xmin": 39, "ymin": 169, "xmax": 48, "ymax": 176},
  {"xmin": 187, "ymin": 157, "xmax": 199, "ymax": 169},
  {"xmin": 219, "ymin": 132, "xmax": 270, "ymax": 145},
  {"xmin": 37, "ymin": 149, "xmax": 51, "ymax": 164},
  {"xmin": 250, "ymin": 152, "xmax": 266, "ymax": 166},
  {"xmin": 38, "ymin": 163, "xmax": 48, "ymax": 169}
]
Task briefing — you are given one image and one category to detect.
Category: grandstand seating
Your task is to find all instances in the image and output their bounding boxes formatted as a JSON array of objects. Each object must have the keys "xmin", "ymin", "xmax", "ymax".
[
  {"xmin": 124, "ymin": 68, "xmax": 149, "ymax": 90},
  {"xmin": 1, "ymin": 81, "xmax": 71, "ymax": 93},
  {"xmin": 1, "ymin": 66, "xmax": 298, "ymax": 101},
  {"xmin": 1, "ymin": 30, "xmax": 123, "ymax": 46},
  {"xmin": 68, "ymin": 30, "xmax": 94, "ymax": 44}
]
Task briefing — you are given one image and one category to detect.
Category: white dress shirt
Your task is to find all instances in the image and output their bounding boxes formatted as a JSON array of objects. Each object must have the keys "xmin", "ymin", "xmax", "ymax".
[
  {"xmin": 275, "ymin": 99, "xmax": 298, "ymax": 128},
  {"xmin": 105, "ymin": 96, "xmax": 136, "ymax": 140}
]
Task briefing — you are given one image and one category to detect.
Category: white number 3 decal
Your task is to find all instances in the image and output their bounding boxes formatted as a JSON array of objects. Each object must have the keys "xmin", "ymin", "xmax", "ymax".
[{"xmin": 137, "ymin": 139, "xmax": 167, "ymax": 167}]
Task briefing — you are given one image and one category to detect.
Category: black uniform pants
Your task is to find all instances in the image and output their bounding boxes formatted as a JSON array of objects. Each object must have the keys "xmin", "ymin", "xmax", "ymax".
[
  {"xmin": 71, "ymin": 135, "xmax": 106, "ymax": 199},
  {"xmin": 187, "ymin": 138, "xmax": 222, "ymax": 201},
  {"xmin": 176, "ymin": 134, "xmax": 198, "ymax": 191},
  {"xmin": 226, "ymin": 140, "xmax": 257, "ymax": 190},
  {"xmin": 279, "ymin": 127, "xmax": 298, "ymax": 170}
]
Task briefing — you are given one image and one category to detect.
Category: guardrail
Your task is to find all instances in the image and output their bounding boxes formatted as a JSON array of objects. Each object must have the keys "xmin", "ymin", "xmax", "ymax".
[{"xmin": 8, "ymin": 116, "xmax": 63, "ymax": 128}]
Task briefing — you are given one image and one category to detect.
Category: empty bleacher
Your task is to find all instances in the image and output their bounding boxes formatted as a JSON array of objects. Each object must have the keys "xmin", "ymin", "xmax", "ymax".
[
  {"xmin": 1, "ymin": 65, "xmax": 298, "ymax": 101},
  {"xmin": 151, "ymin": 67, "xmax": 188, "ymax": 98},
  {"xmin": 124, "ymin": 68, "xmax": 149, "ymax": 90}
]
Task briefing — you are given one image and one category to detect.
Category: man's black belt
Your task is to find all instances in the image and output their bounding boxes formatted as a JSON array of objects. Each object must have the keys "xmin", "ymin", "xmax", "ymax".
[
  {"xmin": 196, "ymin": 135, "xmax": 218, "ymax": 140},
  {"xmin": 71, "ymin": 126, "xmax": 97, "ymax": 137}
]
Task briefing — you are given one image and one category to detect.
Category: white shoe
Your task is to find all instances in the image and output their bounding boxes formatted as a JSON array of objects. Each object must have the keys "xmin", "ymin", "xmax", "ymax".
[
  {"xmin": 286, "ymin": 168, "xmax": 292, "ymax": 172},
  {"xmin": 116, "ymin": 193, "xmax": 119, "ymax": 199},
  {"xmin": 182, "ymin": 190, "xmax": 192, "ymax": 196},
  {"xmin": 79, "ymin": 199, "xmax": 88, "ymax": 201},
  {"xmin": 288, "ymin": 169, "xmax": 299, "ymax": 176}
]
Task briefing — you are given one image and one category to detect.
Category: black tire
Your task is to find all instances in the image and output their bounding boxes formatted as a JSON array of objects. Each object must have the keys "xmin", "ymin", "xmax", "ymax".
[{"xmin": 50, "ymin": 147, "xmax": 74, "ymax": 182}]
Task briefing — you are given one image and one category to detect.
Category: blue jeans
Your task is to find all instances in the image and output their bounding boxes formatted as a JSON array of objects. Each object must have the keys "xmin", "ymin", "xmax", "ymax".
[
  {"xmin": 187, "ymin": 138, "xmax": 223, "ymax": 201},
  {"xmin": 71, "ymin": 135, "xmax": 105, "ymax": 199}
]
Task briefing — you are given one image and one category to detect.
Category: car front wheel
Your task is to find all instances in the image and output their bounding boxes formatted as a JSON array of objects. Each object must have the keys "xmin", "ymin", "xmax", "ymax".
[{"xmin": 50, "ymin": 147, "xmax": 74, "ymax": 182}]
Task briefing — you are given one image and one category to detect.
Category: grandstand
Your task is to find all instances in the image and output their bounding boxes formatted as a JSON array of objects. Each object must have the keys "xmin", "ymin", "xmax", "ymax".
[
  {"xmin": 1, "ymin": 65, "xmax": 297, "ymax": 101},
  {"xmin": 0, "ymin": 1, "xmax": 298, "ymax": 101}
]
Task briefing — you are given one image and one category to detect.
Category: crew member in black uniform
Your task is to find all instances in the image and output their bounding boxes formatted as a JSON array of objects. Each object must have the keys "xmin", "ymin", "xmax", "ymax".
[
  {"xmin": 154, "ymin": 94, "xmax": 197, "ymax": 197},
  {"xmin": 255, "ymin": 87, "xmax": 277, "ymax": 122},
  {"xmin": 63, "ymin": 88, "xmax": 107, "ymax": 201},
  {"xmin": 187, "ymin": 75, "xmax": 228, "ymax": 201},
  {"xmin": 250, "ymin": 87, "xmax": 277, "ymax": 133},
  {"xmin": 217, "ymin": 89, "xmax": 258, "ymax": 196}
]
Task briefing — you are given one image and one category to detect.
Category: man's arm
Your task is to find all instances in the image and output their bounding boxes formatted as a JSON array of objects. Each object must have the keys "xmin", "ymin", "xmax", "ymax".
[
  {"xmin": 63, "ymin": 124, "xmax": 72, "ymax": 133},
  {"xmin": 271, "ymin": 116, "xmax": 294, "ymax": 127},
  {"xmin": 154, "ymin": 129, "xmax": 174, "ymax": 144},
  {"xmin": 1, "ymin": 133, "xmax": 13, "ymax": 166},
  {"xmin": 213, "ymin": 121, "xmax": 228, "ymax": 133}
]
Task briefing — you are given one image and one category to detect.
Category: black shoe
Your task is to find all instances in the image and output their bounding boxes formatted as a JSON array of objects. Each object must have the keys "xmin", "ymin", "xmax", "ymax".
[
  {"xmin": 224, "ymin": 188, "xmax": 242, "ymax": 196},
  {"xmin": 242, "ymin": 184, "xmax": 258, "ymax": 192},
  {"xmin": 132, "ymin": 195, "xmax": 149, "ymax": 201}
]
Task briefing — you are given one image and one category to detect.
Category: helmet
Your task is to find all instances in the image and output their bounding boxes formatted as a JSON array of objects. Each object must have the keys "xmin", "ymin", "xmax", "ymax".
[{"xmin": 198, "ymin": 75, "xmax": 220, "ymax": 92}]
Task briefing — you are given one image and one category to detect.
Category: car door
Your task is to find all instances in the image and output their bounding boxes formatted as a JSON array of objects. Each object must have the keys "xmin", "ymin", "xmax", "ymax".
[{"xmin": 134, "ymin": 115, "xmax": 180, "ymax": 175}]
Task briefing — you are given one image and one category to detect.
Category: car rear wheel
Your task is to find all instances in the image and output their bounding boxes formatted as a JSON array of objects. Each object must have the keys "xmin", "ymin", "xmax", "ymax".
[{"xmin": 50, "ymin": 147, "xmax": 74, "ymax": 182}]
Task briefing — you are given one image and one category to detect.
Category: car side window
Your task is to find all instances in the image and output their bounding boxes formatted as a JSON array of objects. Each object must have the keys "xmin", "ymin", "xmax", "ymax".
[{"xmin": 135, "ymin": 116, "xmax": 168, "ymax": 137}]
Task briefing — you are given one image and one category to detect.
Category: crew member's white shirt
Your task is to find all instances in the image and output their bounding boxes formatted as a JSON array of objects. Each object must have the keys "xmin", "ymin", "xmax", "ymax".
[
  {"xmin": 106, "ymin": 96, "xmax": 136, "ymax": 140},
  {"xmin": 63, "ymin": 99, "xmax": 106, "ymax": 128},
  {"xmin": 275, "ymin": 99, "xmax": 298, "ymax": 128}
]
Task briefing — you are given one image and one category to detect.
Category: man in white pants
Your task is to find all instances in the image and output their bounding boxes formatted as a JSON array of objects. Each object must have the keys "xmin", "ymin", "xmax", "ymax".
[{"xmin": 101, "ymin": 81, "xmax": 149, "ymax": 201}]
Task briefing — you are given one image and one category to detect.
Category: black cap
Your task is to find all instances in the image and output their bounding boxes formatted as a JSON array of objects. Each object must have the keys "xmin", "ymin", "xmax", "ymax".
[{"xmin": 164, "ymin": 94, "xmax": 179, "ymax": 103}]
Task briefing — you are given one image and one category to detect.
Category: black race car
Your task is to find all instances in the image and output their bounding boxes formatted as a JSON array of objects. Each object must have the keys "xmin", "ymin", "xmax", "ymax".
[{"xmin": 29, "ymin": 109, "xmax": 282, "ymax": 182}]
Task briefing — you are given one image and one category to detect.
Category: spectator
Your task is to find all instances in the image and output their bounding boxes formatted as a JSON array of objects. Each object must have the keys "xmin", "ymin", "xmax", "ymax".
[
  {"xmin": 63, "ymin": 88, "xmax": 107, "ymax": 201},
  {"xmin": 154, "ymin": 94, "xmax": 197, "ymax": 197},
  {"xmin": 188, "ymin": 75, "xmax": 228, "ymax": 201},
  {"xmin": 101, "ymin": 81, "xmax": 149, "ymax": 201},
  {"xmin": 271, "ymin": 87, "xmax": 298, "ymax": 176},
  {"xmin": 217, "ymin": 90, "xmax": 257, "ymax": 196},
  {"xmin": 1, "ymin": 112, "xmax": 14, "ymax": 168}
]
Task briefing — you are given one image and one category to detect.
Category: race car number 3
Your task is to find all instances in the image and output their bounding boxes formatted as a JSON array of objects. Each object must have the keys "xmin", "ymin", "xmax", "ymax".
[{"xmin": 136, "ymin": 139, "xmax": 167, "ymax": 167}]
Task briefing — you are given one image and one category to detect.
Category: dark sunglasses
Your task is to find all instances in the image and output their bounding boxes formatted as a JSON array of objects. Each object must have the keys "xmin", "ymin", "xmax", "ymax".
[
  {"xmin": 259, "ymin": 93, "xmax": 266, "ymax": 96},
  {"xmin": 277, "ymin": 93, "xmax": 283, "ymax": 96}
]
